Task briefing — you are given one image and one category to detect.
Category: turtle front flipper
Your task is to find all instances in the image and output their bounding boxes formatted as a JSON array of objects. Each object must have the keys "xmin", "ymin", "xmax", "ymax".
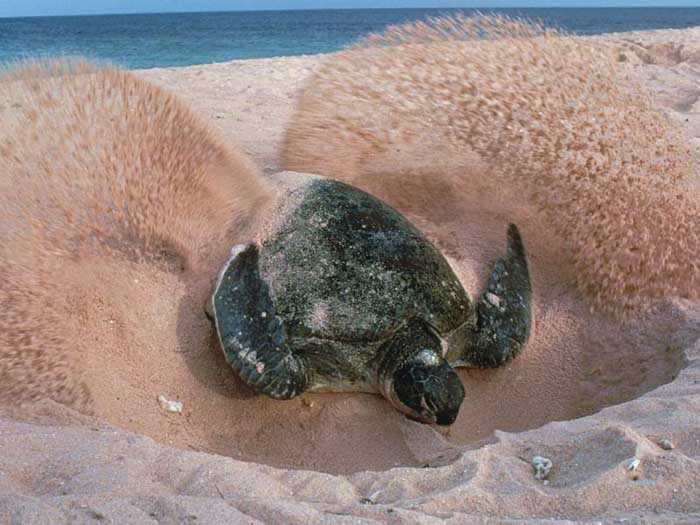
[
  {"xmin": 212, "ymin": 244, "xmax": 308, "ymax": 399},
  {"xmin": 462, "ymin": 224, "xmax": 532, "ymax": 368}
]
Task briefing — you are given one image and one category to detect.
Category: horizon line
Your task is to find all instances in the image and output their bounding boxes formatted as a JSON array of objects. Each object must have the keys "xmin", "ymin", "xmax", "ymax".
[{"xmin": 3, "ymin": 5, "xmax": 700, "ymax": 20}]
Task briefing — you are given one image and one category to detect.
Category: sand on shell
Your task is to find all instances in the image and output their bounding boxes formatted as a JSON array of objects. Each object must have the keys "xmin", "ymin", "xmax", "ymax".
[{"xmin": 2, "ymin": 27, "xmax": 700, "ymax": 523}]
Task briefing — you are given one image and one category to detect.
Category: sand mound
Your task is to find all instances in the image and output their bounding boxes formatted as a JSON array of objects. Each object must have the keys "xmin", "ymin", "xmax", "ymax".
[{"xmin": 0, "ymin": 60, "xmax": 271, "ymax": 411}]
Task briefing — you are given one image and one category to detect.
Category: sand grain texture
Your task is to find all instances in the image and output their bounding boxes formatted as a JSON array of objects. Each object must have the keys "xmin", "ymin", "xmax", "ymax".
[{"xmin": 2, "ymin": 24, "xmax": 700, "ymax": 523}]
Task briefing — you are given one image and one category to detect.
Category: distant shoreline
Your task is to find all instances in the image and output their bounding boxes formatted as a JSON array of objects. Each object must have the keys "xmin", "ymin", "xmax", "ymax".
[
  {"xmin": 2, "ymin": 8, "xmax": 700, "ymax": 69},
  {"xmin": 131, "ymin": 24, "xmax": 700, "ymax": 72}
]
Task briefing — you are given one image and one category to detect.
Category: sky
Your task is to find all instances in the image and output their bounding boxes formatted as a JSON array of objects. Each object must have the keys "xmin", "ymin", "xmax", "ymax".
[{"xmin": 1, "ymin": 0, "xmax": 699, "ymax": 18}]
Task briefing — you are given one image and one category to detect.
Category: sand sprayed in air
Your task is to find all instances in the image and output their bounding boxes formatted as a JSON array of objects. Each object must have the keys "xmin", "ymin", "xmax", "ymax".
[
  {"xmin": 0, "ymin": 60, "xmax": 272, "ymax": 410},
  {"xmin": 283, "ymin": 13, "xmax": 698, "ymax": 316}
]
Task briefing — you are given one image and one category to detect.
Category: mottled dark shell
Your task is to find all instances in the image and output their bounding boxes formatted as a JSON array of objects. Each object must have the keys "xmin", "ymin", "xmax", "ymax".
[{"xmin": 258, "ymin": 179, "xmax": 471, "ymax": 345}]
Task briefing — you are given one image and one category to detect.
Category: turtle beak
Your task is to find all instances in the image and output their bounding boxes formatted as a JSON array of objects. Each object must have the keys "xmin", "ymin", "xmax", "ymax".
[{"xmin": 435, "ymin": 407, "xmax": 459, "ymax": 426}]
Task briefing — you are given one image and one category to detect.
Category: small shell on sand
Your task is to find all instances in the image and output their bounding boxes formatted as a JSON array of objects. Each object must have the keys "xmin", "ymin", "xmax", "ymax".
[
  {"xmin": 626, "ymin": 457, "xmax": 641, "ymax": 471},
  {"xmin": 158, "ymin": 395, "xmax": 183, "ymax": 414},
  {"xmin": 360, "ymin": 490, "xmax": 382, "ymax": 505},
  {"xmin": 658, "ymin": 438, "xmax": 674, "ymax": 450},
  {"xmin": 532, "ymin": 456, "xmax": 553, "ymax": 480}
]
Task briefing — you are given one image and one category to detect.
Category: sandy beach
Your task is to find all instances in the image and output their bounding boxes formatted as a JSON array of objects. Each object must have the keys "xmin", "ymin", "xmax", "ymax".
[{"xmin": 2, "ymin": 25, "xmax": 700, "ymax": 523}]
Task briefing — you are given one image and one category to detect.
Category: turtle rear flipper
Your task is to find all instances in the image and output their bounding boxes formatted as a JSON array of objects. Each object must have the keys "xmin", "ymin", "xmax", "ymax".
[
  {"xmin": 462, "ymin": 224, "xmax": 532, "ymax": 368},
  {"xmin": 212, "ymin": 244, "xmax": 308, "ymax": 399}
]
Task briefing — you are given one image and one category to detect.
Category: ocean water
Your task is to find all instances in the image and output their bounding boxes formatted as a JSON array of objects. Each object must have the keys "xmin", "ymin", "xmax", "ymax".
[{"xmin": 1, "ymin": 8, "xmax": 700, "ymax": 70}]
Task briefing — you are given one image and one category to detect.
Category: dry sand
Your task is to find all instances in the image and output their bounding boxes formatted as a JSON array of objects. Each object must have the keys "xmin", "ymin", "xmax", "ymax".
[{"xmin": 2, "ymin": 27, "xmax": 700, "ymax": 523}]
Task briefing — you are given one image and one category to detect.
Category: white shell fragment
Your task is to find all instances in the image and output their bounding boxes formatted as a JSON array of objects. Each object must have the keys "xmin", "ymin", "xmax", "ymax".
[
  {"xmin": 626, "ymin": 457, "xmax": 640, "ymax": 471},
  {"xmin": 532, "ymin": 456, "xmax": 553, "ymax": 480},
  {"xmin": 359, "ymin": 489, "xmax": 382, "ymax": 505},
  {"xmin": 158, "ymin": 395, "xmax": 183, "ymax": 414},
  {"xmin": 658, "ymin": 438, "xmax": 674, "ymax": 451}
]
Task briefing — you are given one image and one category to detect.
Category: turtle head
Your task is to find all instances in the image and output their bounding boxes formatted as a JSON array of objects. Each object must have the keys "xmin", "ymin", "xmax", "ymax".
[{"xmin": 382, "ymin": 348, "xmax": 464, "ymax": 426}]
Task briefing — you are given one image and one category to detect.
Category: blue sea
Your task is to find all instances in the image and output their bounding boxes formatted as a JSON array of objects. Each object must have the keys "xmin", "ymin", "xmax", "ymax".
[{"xmin": 1, "ymin": 8, "xmax": 700, "ymax": 70}]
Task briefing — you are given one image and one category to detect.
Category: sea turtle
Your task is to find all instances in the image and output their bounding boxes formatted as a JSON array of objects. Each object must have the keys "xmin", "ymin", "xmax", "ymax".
[{"xmin": 209, "ymin": 173, "xmax": 531, "ymax": 425}]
